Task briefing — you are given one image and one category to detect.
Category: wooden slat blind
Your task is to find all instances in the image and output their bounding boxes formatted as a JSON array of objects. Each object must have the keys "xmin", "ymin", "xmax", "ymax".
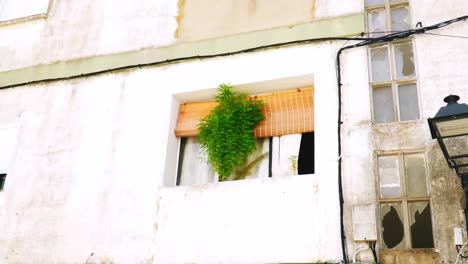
[{"xmin": 175, "ymin": 87, "xmax": 314, "ymax": 138}]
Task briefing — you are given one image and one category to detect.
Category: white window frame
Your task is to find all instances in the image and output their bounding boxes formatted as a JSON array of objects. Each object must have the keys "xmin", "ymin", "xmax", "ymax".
[
  {"xmin": 366, "ymin": 0, "xmax": 421, "ymax": 124},
  {"xmin": 375, "ymin": 149, "xmax": 436, "ymax": 250}
]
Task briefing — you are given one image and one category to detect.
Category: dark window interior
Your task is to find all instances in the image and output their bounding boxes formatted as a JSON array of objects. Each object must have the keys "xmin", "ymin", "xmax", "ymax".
[
  {"xmin": 410, "ymin": 204, "xmax": 434, "ymax": 248},
  {"xmin": 298, "ymin": 132, "xmax": 315, "ymax": 174},
  {"xmin": 176, "ymin": 137, "xmax": 187, "ymax": 186},
  {"xmin": 382, "ymin": 206, "xmax": 404, "ymax": 249},
  {"xmin": 0, "ymin": 174, "xmax": 6, "ymax": 191}
]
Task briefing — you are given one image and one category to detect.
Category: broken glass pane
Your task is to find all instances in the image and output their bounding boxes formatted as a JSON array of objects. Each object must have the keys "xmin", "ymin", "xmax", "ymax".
[
  {"xmin": 366, "ymin": 0, "xmax": 385, "ymax": 7},
  {"xmin": 398, "ymin": 83, "xmax": 419, "ymax": 121},
  {"xmin": 378, "ymin": 156, "xmax": 401, "ymax": 197},
  {"xmin": 368, "ymin": 9, "xmax": 387, "ymax": 37},
  {"xmin": 370, "ymin": 46, "xmax": 391, "ymax": 82},
  {"xmin": 404, "ymin": 154, "xmax": 428, "ymax": 197},
  {"xmin": 373, "ymin": 85, "xmax": 395, "ymax": 124},
  {"xmin": 409, "ymin": 202, "xmax": 434, "ymax": 248},
  {"xmin": 381, "ymin": 203, "xmax": 405, "ymax": 249},
  {"xmin": 391, "ymin": 5, "xmax": 411, "ymax": 32},
  {"xmin": 395, "ymin": 42, "xmax": 415, "ymax": 79}
]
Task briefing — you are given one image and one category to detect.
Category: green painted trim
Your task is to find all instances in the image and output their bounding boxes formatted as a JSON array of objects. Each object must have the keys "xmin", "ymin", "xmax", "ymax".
[{"xmin": 0, "ymin": 13, "xmax": 364, "ymax": 88}]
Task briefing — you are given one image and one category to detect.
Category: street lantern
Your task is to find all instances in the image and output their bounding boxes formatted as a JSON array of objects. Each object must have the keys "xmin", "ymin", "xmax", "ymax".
[{"xmin": 428, "ymin": 95, "xmax": 468, "ymax": 186}]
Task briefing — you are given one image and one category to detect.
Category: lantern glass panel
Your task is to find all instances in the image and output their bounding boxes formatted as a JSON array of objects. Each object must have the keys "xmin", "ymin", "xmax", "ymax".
[
  {"xmin": 442, "ymin": 135, "xmax": 468, "ymax": 157},
  {"xmin": 435, "ymin": 118, "xmax": 468, "ymax": 138}
]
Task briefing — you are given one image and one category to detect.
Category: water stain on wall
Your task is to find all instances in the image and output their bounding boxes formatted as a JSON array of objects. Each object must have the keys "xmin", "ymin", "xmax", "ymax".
[{"xmin": 174, "ymin": 0, "xmax": 186, "ymax": 39}]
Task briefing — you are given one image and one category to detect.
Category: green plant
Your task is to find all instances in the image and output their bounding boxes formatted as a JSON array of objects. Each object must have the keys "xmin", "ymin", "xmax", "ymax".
[
  {"xmin": 198, "ymin": 84, "xmax": 265, "ymax": 181},
  {"xmin": 289, "ymin": 155, "xmax": 298, "ymax": 173}
]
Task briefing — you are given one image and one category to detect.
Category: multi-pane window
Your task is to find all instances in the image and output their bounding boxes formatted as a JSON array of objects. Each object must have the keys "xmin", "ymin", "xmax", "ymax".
[
  {"xmin": 366, "ymin": 0, "xmax": 420, "ymax": 124},
  {"xmin": 377, "ymin": 152, "xmax": 434, "ymax": 249}
]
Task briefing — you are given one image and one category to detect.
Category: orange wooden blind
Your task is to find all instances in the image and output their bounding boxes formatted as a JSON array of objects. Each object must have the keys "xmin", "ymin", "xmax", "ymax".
[{"xmin": 175, "ymin": 87, "xmax": 314, "ymax": 138}]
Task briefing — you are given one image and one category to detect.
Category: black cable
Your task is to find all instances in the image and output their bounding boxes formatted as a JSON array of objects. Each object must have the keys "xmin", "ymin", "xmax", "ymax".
[
  {"xmin": 335, "ymin": 14, "xmax": 468, "ymax": 264},
  {"xmin": 423, "ymin": 32, "xmax": 468, "ymax": 39},
  {"xmin": 370, "ymin": 241, "xmax": 378, "ymax": 263},
  {"xmin": 0, "ymin": 36, "xmax": 370, "ymax": 90},
  {"xmin": 0, "ymin": 12, "xmax": 466, "ymax": 264}
]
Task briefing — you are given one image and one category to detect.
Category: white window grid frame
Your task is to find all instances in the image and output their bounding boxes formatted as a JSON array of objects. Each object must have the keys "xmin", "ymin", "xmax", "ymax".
[
  {"xmin": 366, "ymin": 0, "xmax": 422, "ymax": 124},
  {"xmin": 374, "ymin": 149, "xmax": 436, "ymax": 250}
]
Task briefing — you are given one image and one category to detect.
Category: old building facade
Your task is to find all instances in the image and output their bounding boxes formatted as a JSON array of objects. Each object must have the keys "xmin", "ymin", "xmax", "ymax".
[{"xmin": 0, "ymin": 0, "xmax": 468, "ymax": 263}]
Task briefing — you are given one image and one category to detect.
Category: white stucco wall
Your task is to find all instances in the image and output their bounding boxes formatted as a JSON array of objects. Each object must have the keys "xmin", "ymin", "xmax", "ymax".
[{"xmin": 0, "ymin": 41, "xmax": 347, "ymax": 263}]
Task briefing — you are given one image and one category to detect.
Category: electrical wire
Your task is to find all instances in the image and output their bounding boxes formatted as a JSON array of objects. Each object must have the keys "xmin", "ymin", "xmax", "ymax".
[
  {"xmin": 369, "ymin": 241, "xmax": 378, "ymax": 263},
  {"xmin": 352, "ymin": 245, "xmax": 369, "ymax": 263},
  {"xmin": 456, "ymin": 239, "xmax": 468, "ymax": 264},
  {"xmin": 423, "ymin": 32, "xmax": 468, "ymax": 39},
  {"xmin": 0, "ymin": 36, "xmax": 370, "ymax": 90}
]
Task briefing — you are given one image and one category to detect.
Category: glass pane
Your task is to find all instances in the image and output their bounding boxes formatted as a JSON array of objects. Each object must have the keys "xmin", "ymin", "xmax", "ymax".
[
  {"xmin": 398, "ymin": 83, "xmax": 419, "ymax": 121},
  {"xmin": 436, "ymin": 118, "xmax": 468, "ymax": 138},
  {"xmin": 272, "ymin": 134, "xmax": 302, "ymax": 177},
  {"xmin": 229, "ymin": 138, "xmax": 270, "ymax": 180},
  {"xmin": 404, "ymin": 154, "xmax": 428, "ymax": 197},
  {"xmin": 366, "ymin": 0, "xmax": 386, "ymax": 7},
  {"xmin": 373, "ymin": 85, "xmax": 395, "ymax": 124},
  {"xmin": 391, "ymin": 5, "xmax": 411, "ymax": 32},
  {"xmin": 443, "ymin": 135, "xmax": 468, "ymax": 165},
  {"xmin": 368, "ymin": 9, "xmax": 387, "ymax": 37},
  {"xmin": 370, "ymin": 47, "xmax": 391, "ymax": 82},
  {"xmin": 409, "ymin": 202, "xmax": 435, "ymax": 248},
  {"xmin": 178, "ymin": 137, "xmax": 216, "ymax": 186},
  {"xmin": 378, "ymin": 156, "xmax": 401, "ymax": 197},
  {"xmin": 395, "ymin": 43, "xmax": 415, "ymax": 79},
  {"xmin": 381, "ymin": 203, "xmax": 406, "ymax": 249}
]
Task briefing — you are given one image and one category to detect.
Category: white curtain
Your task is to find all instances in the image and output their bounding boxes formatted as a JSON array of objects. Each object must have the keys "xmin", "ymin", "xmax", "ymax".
[
  {"xmin": 271, "ymin": 134, "xmax": 302, "ymax": 177},
  {"xmin": 178, "ymin": 134, "xmax": 303, "ymax": 185},
  {"xmin": 178, "ymin": 137, "xmax": 216, "ymax": 186}
]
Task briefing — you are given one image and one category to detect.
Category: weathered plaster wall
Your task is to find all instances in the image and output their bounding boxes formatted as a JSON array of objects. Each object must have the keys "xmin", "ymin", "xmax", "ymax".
[
  {"xmin": 0, "ymin": 41, "xmax": 344, "ymax": 263},
  {"xmin": 341, "ymin": 0, "xmax": 468, "ymax": 262},
  {"xmin": 0, "ymin": 0, "xmax": 363, "ymax": 73},
  {"xmin": 0, "ymin": 0, "xmax": 179, "ymax": 72},
  {"xmin": 176, "ymin": 0, "xmax": 315, "ymax": 41}
]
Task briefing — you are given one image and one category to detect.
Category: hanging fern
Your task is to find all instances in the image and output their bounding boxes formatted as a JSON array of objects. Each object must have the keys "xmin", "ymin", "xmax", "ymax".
[{"xmin": 198, "ymin": 84, "xmax": 265, "ymax": 181}]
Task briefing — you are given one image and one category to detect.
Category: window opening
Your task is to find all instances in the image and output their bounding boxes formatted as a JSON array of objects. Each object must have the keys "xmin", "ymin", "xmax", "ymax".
[
  {"xmin": 366, "ymin": 0, "xmax": 420, "ymax": 124},
  {"xmin": 298, "ymin": 132, "xmax": 315, "ymax": 175},
  {"xmin": 174, "ymin": 88, "xmax": 315, "ymax": 186},
  {"xmin": 377, "ymin": 152, "xmax": 434, "ymax": 249},
  {"xmin": 0, "ymin": 173, "xmax": 6, "ymax": 191}
]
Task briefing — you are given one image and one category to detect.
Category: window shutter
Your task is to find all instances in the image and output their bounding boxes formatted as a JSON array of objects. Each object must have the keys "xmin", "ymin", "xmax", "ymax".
[{"xmin": 175, "ymin": 87, "xmax": 314, "ymax": 138}]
